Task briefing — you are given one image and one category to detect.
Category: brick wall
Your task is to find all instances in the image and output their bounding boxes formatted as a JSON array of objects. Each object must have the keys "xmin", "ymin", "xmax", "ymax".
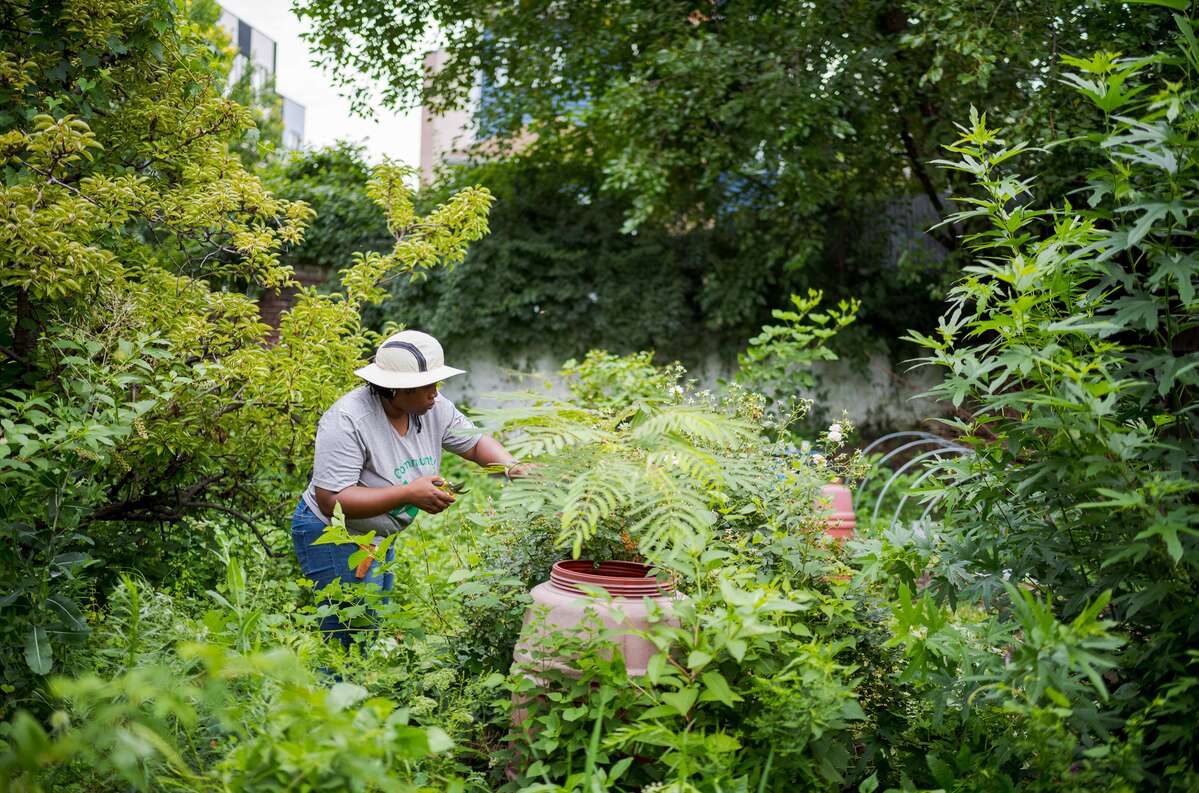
[{"xmin": 258, "ymin": 266, "xmax": 328, "ymax": 341}]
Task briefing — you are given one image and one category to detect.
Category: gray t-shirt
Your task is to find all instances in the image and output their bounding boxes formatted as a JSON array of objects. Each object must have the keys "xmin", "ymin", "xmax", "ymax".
[{"xmin": 301, "ymin": 386, "xmax": 480, "ymax": 535}]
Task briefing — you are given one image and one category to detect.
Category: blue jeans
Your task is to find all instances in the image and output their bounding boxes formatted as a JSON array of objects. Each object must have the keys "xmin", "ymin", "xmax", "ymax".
[{"xmin": 291, "ymin": 499, "xmax": 396, "ymax": 650}]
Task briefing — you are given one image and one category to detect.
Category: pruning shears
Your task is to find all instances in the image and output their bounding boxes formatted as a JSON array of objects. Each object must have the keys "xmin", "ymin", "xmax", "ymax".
[{"xmin": 435, "ymin": 478, "xmax": 470, "ymax": 495}]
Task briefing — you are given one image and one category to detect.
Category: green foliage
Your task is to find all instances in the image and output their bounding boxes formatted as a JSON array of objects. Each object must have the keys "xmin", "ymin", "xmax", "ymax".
[
  {"xmin": 560, "ymin": 350, "xmax": 685, "ymax": 411},
  {"xmin": 0, "ymin": 326, "xmax": 1160, "ymax": 792},
  {"xmin": 467, "ymin": 359, "xmax": 870, "ymax": 791},
  {"xmin": 507, "ymin": 581, "xmax": 866, "ymax": 792},
  {"xmin": 298, "ymin": 0, "xmax": 1174, "ymax": 345},
  {"xmin": 475, "ymin": 379, "xmax": 822, "ymax": 559},
  {"xmin": 898, "ymin": 22, "xmax": 1199, "ymax": 788},
  {"xmin": 369, "ymin": 156, "xmax": 769, "ymax": 362},
  {"xmin": 2, "ymin": 2, "xmax": 1197, "ymax": 791},
  {"xmin": 481, "ymin": 358, "xmax": 1135, "ymax": 792},
  {"xmin": 737, "ymin": 289, "xmax": 861, "ymax": 394},
  {"xmin": 0, "ymin": 552, "xmax": 455, "ymax": 792},
  {"xmin": 0, "ymin": 0, "xmax": 493, "ymax": 691},
  {"xmin": 261, "ymin": 142, "xmax": 394, "ymax": 274}
]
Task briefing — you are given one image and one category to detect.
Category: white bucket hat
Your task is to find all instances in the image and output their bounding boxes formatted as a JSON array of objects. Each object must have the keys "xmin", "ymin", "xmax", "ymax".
[{"xmin": 354, "ymin": 330, "xmax": 465, "ymax": 389}]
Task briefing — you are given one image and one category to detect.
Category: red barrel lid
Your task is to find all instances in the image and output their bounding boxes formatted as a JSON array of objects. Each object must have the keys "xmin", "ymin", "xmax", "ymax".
[{"xmin": 550, "ymin": 560, "xmax": 675, "ymax": 598}]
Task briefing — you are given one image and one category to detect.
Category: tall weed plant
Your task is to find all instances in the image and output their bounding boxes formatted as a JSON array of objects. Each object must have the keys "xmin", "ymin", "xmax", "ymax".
[{"xmin": 900, "ymin": 18, "xmax": 1199, "ymax": 789}]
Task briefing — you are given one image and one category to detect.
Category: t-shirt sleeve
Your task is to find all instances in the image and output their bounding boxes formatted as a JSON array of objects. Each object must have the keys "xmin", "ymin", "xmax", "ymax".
[
  {"xmin": 439, "ymin": 398, "xmax": 481, "ymax": 454},
  {"xmin": 311, "ymin": 409, "xmax": 366, "ymax": 492}
]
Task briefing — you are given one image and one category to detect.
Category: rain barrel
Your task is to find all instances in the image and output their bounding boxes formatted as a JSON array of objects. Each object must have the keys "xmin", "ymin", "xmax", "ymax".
[
  {"xmin": 819, "ymin": 481, "xmax": 856, "ymax": 541},
  {"xmin": 512, "ymin": 560, "xmax": 679, "ymax": 677}
]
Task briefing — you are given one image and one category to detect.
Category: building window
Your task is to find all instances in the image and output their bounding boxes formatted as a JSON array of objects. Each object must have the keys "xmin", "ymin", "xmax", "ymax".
[{"xmin": 237, "ymin": 19, "xmax": 251, "ymax": 58}]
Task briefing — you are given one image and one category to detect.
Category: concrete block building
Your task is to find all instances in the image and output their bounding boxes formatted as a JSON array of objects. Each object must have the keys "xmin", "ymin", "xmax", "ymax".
[{"xmin": 217, "ymin": 8, "xmax": 306, "ymax": 151}]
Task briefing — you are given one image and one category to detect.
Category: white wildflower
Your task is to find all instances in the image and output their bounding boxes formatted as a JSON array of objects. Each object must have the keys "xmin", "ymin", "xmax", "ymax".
[
  {"xmin": 812, "ymin": 453, "xmax": 826, "ymax": 466},
  {"xmin": 827, "ymin": 423, "xmax": 843, "ymax": 443}
]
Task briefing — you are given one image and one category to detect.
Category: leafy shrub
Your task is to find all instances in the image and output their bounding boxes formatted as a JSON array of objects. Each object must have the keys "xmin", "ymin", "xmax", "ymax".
[
  {"xmin": 4, "ymin": 3, "xmax": 1197, "ymax": 791},
  {"xmin": 0, "ymin": 547, "xmax": 458, "ymax": 792},
  {"xmin": 897, "ymin": 24, "xmax": 1199, "ymax": 790},
  {"xmin": 737, "ymin": 289, "xmax": 861, "ymax": 395},
  {"xmin": 0, "ymin": 0, "xmax": 493, "ymax": 693},
  {"xmin": 261, "ymin": 142, "xmax": 395, "ymax": 274},
  {"xmin": 560, "ymin": 350, "xmax": 685, "ymax": 411}
]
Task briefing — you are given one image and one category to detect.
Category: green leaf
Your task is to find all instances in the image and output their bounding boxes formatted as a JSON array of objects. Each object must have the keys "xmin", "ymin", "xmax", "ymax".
[
  {"xmin": 51, "ymin": 552, "xmax": 89, "ymax": 568},
  {"xmin": 1046, "ymin": 687, "xmax": 1072, "ymax": 708},
  {"xmin": 608, "ymin": 756, "xmax": 634, "ymax": 782},
  {"xmin": 1125, "ymin": 203, "xmax": 1169, "ymax": 247},
  {"xmin": 327, "ymin": 682, "xmax": 369, "ymax": 711},
  {"xmin": 1147, "ymin": 252, "xmax": 1197, "ymax": 304},
  {"xmin": 687, "ymin": 650, "xmax": 713, "ymax": 670},
  {"xmin": 661, "ymin": 687, "xmax": 698, "ymax": 717},
  {"xmin": 699, "ymin": 670, "xmax": 743, "ymax": 707},
  {"xmin": 393, "ymin": 724, "xmax": 439, "ymax": 759},
  {"xmin": 927, "ymin": 753, "xmax": 956, "ymax": 788},
  {"xmin": 25, "ymin": 626, "xmax": 52, "ymax": 675},
  {"xmin": 1134, "ymin": 512, "xmax": 1187, "ymax": 563},
  {"xmin": 46, "ymin": 593, "xmax": 87, "ymax": 633},
  {"xmin": 1077, "ymin": 488, "xmax": 1146, "ymax": 509},
  {"xmin": 425, "ymin": 726, "xmax": 453, "ymax": 753},
  {"xmin": 646, "ymin": 652, "xmax": 668, "ymax": 685},
  {"xmin": 639, "ymin": 704, "xmax": 682, "ymax": 719},
  {"xmin": 1176, "ymin": 13, "xmax": 1199, "ymax": 73}
]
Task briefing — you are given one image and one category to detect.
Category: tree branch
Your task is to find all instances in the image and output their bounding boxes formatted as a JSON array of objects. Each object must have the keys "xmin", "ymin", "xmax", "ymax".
[
  {"xmin": 90, "ymin": 492, "xmax": 284, "ymax": 559},
  {"xmin": 185, "ymin": 501, "xmax": 285, "ymax": 558},
  {"xmin": 0, "ymin": 343, "xmax": 29, "ymax": 366},
  {"xmin": 899, "ymin": 120, "xmax": 959, "ymax": 253}
]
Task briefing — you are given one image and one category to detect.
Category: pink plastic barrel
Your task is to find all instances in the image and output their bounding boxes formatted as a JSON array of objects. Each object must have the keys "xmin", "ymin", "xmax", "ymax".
[
  {"xmin": 509, "ymin": 561, "xmax": 680, "ymax": 745},
  {"xmin": 512, "ymin": 560, "xmax": 678, "ymax": 677},
  {"xmin": 819, "ymin": 481, "xmax": 856, "ymax": 541}
]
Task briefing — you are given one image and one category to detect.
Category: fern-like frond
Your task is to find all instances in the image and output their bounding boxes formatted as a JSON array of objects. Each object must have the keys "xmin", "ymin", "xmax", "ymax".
[
  {"xmin": 708, "ymin": 447, "xmax": 782, "ymax": 501},
  {"xmin": 629, "ymin": 405, "xmax": 757, "ymax": 449},
  {"xmin": 471, "ymin": 395, "xmax": 598, "ymax": 424},
  {"xmin": 643, "ymin": 437, "xmax": 723, "ymax": 490},
  {"xmin": 628, "ymin": 464, "xmax": 716, "ymax": 554},
  {"xmin": 504, "ymin": 420, "xmax": 610, "ymax": 459},
  {"xmin": 471, "ymin": 399, "xmax": 609, "ymax": 458},
  {"xmin": 476, "ymin": 389, "xmax": 811, "ymax": 559},
  {"xmin": 555, "ymin": 457, "xmax": 641, "ymax": 557}
]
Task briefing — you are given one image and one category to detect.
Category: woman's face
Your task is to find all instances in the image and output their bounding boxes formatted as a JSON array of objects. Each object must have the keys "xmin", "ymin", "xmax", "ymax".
[{"xmin": 388, "ymin": 382, "xmax": 439, "ymax": 415}]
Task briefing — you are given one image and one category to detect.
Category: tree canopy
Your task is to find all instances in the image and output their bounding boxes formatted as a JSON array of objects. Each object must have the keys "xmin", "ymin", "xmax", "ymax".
[{"xmin": 297, "ymin": 0, "xmax": 1173, "ymax": 340}]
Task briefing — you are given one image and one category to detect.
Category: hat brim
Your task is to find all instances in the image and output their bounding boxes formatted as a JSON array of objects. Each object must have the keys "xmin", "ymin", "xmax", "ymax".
[{"xmin": 354, "ymin": 363, "xmax": 465, "ymax": 389}]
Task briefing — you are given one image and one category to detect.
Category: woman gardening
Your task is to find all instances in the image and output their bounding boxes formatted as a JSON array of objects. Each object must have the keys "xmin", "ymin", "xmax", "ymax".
[{"xmin": 294, "ymin": 329, "xmax": 525, "ymax": 648}]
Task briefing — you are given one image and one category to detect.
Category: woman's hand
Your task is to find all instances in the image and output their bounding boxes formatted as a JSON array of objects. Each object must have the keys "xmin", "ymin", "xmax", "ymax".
[
  {"xmin": 403, "ymin": 475, "xmax": 457, "ymax": 513},
  {"xmin": 317, "ymin": 476, "xmax": 455, "ymax": 519},
  {"xmin": 505, "ymin": 462, "xmax": 538, "ymax": 479},
  {"xmin": 460, "ymin": 435, "xmax": 538, "ymax": 479}
]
